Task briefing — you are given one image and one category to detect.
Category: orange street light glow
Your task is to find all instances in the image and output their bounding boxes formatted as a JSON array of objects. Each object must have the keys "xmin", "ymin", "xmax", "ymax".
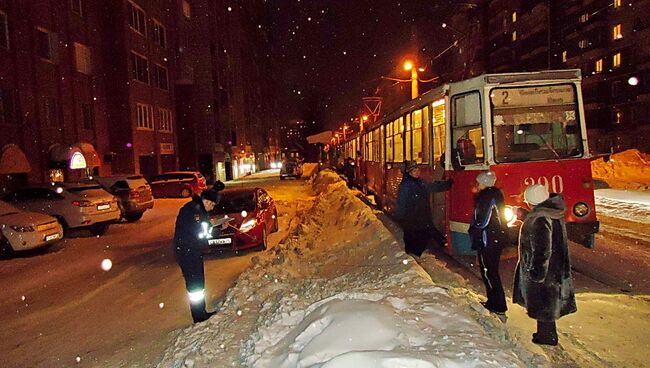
[{"xmin": 404, "ymin": 61, "xmax": 413, "ymax": 71}]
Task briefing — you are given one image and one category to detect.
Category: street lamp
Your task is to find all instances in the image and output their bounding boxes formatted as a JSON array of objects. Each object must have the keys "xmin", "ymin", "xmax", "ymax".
[
  {"xmin": 342, "ymin": 125, "xmax": 348, "ymax": 141},
  {"xmin": 403, "ymin": 60, "xmax": 419, "ymax": 99}
]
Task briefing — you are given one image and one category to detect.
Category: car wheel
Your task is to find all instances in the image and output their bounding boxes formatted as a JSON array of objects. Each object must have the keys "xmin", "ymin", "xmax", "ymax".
[
  {"xmin": 0, "ymin": 238, "xmax": 14, "ymax": 260},
  {"xmin": 89, "ymin": 223, "xmax": 109, "ymax": 236},
  {"xmin": 124, "ymin": 212, "xmax": 144, "ymax": 222},
  {"xmin": 259, "ymin": 228, "xmax": 268, "ymax": 251},
  {"xmin": 272, "ymin": 211, "xmax": 279, "ymax": 233},
  {"xmin": 54, "ymin": 216, "xmax": 69, "ymax": 238},
  {"xmin": 180, "ymin": 188, "xmax": 192, "ymax": 198}
]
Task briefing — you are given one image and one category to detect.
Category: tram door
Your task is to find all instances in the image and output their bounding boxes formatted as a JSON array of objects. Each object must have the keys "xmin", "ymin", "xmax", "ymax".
[{"xmin": 431, "ymin": 100, "xmax": 447, "ymax": 235}]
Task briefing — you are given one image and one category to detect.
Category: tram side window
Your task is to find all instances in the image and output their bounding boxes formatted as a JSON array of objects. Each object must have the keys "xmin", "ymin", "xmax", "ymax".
[
  {"xmin": 393, "ymin": 117, "xmax": 404, "ymax": 162},
  {"xmin": 405, "ymin": 114, "xmax": 412, "ymax": 161},
  {"xmin": 412, "ymin": 107, "xmax": 428, "ymax": 163},
  {"xmin": 432, "ymin": 101, "xmax": 446, "ymax": 165},
  {"xmin": 451, "ymin": 92, "xmax": 484, "ymax": 166},
  {"xmin": 385, "ymin": 121, "xmax": 394, "ymax": 162},
  {"xmin": 377, "ymin": 126, "xmax": 383, "ymax": 163}
]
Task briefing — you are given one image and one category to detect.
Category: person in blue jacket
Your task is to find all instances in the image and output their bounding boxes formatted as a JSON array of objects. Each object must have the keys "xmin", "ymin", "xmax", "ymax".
[
  {"xmin": 395, "ymin": 160, "xmax": 452, "ymax": 256},
  {"xmin": 468, "ymin": 171, "xmax": 508, "ymax": 315},
  {"xmin": 173, "ymin": 189, "xmax": 221, "ymax": 323}
]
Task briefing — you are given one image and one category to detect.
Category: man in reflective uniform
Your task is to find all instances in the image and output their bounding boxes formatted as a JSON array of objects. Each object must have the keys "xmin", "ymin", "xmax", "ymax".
[{"xmin": 173, "ymin": 189, "xmax": 221, "ymax": 323}]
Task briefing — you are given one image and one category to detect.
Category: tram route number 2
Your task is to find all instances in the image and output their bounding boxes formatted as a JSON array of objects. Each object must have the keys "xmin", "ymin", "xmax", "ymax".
[{"xmin": 523, "ymin": 175, "xmax": 564, "ymax": 193}]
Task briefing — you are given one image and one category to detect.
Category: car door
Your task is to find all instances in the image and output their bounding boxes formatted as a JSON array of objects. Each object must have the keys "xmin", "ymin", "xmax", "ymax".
[{"xmin": 257, "ymin": 190, "xmax": 271, "ymax": 231}]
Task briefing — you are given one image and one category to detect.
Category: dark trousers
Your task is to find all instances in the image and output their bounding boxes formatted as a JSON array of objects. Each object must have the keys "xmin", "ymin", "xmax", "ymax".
[
  {"xmin": 535, "ymin": 320, "xmax": 558, "ymax": 344},
  {"xmin": 404, "ymin": 227, "xmax": 446, "ymax": 256},
  {"xmin": 477, "ymin": 245, "xmax": 507, "ymax": 313},
  {"xmin": 179, "ymin": 254, "xmax": 209, "ymax": 323}
]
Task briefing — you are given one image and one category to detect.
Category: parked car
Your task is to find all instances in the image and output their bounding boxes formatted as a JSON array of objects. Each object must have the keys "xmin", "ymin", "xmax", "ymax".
[
  {"xmin": 149, "ymin": 171, "xmax": 207, "ymax": 198},
  {"xmin": 2, "ymin": 183, "xmax": 120, "ymax": 236},
  {"xmin": 0, "ymin": 201, "xmax": 64, "ymax": 259},
  {"xmin": 93, "ymin": 175, "xmax": 154, "ymax": 222},
  {"xmin": 280, "ymin": 159, "xmax": 303, "ymax": 180},
  {"xmin": 207, "ymin": 187, "xmax": 278, "ymax": 252}
]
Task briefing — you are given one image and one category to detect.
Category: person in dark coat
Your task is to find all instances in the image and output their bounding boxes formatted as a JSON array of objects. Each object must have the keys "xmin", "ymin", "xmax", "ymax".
[
  {"xmin": 468, "ymin": 171, "xmax": 508, "ymax": 315},
  {"xmin": 394, "ymin": 160, "xmax": 452, "ymax": 256},
  {"xmin": 173, "ymin": 189, "xmax": 222, "ymax": 323},
  {"xmin": 513, "ymin": 184, "xmax": 577, "ymax": 346},
  {"xmin": 342, "ymin": 157, "xmax": 356, "ymax": 189}
]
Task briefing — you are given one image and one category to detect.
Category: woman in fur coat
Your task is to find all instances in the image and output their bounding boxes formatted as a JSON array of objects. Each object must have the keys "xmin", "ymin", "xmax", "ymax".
[{"xmin": 513, "ymin": 184, "xmax": 577, "ymax": 346}]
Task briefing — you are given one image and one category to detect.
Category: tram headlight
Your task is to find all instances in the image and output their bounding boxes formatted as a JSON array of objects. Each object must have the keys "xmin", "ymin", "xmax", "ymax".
[
  {"xmin": 573, "ymin": 202, "xmax": 590, "ymax": 217},
  {"xmin": 503, "ymin": 206, "xmax": 518, "ymax": 227}
]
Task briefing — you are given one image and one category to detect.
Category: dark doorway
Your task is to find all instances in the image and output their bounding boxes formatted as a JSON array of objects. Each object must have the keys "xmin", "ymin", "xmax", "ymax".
[{"xmin": 139, "ymin": 155, "xmax": 157, "ymax": 180}]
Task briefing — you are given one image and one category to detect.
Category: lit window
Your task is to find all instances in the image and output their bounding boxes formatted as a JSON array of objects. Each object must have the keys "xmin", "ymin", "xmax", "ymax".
[
  {"xmin": 595, "ymin": 59, "xmax": 603, "ymax": 73},
  {"xmin": 512, "ymin": 11, "xmax": 517, "ymax": 23},
  {"xmin": 579, "ymin": 13, "xmax": 589, "ymax": 23},
  {"xmin": 182, "ymin": 0, "xmax": 191, "ymax": 18},
  {"xmin": 562, "ymin": 50, "xmax": 567, "ymax": 62},
  {"xmin": 136, "ymin": 103, "xmax": 154, "ymax": 130},
  {"xmin": 615, "ymin": 111, "xmax": 622, "ymax": 124},
  {"xmin": 512, "ymin": 31, "xmax": 517, "ymax": 41},
  {"xmin": 613, "ymin": 24, "xmax": 622, "ymax": 39},
  {"xmin": 74, "ymin": 42, "xmax": 91, "ymax": 75},
  {"xmin": 613, "ymin": 52, "xmax": 621, "ymax": 67},
  {"xmin": 614, "ymin": 0, "xmax": 622, "ymax": 8},
  {"xmin": 0, "ymin": 10, "xmax": 8, "ymax": 49},
  {"xmin": 128, "ymin": 1, "xmax": 146, "ymax": 35},
  {"xmin": 578, "ymin": 39, "xmax": 588, "ymax": 49}
]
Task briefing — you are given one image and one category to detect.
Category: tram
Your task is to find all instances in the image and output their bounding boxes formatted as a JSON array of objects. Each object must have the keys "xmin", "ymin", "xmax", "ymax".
[{"xmin": 340, "ymin": 69, "xmax": 599, "ymax": 255}]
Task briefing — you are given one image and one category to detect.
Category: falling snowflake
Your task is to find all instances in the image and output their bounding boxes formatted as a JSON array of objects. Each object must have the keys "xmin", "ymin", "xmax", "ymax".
[{"xmin": 101, "ymin": 259, "xmax": 113, "ymax": 271}]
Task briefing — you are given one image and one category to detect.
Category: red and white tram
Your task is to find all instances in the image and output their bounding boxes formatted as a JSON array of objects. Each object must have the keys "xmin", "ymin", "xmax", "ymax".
[{"xmin": 342, "ymin": 69, "xmax": 599, "ymax": 255}]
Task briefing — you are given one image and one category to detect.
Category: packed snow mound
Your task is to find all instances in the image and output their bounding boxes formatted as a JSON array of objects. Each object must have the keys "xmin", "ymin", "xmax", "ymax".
[
  {"xmin": 301, "ymin": 162, "xmax": 320, "ymax": 178},
  {"xmin": 156, "ymin": 170, "xmax": 532, "ymax": 367},
  {"xmin": 591, "ymin": 149, "xmax": 650, "ymax": 190}
]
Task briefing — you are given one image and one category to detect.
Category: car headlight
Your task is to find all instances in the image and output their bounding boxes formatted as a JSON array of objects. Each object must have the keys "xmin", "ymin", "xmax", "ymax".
[
  {"xmin": 240, "ymin": 219, "xmax": 257, "ymax": 232},
  {"xmin": 10, "ymin": 225, "xmax": 35, "ymax": 232},
  {"xmin": 573, "ymin": 202, "xmax": 590, "ymax": 217}
]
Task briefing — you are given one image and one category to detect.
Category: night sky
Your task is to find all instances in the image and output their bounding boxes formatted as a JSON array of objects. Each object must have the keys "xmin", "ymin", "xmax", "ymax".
[{"xmin": 267, "ymin": 1, "xmax": 459, "ymax": 131}]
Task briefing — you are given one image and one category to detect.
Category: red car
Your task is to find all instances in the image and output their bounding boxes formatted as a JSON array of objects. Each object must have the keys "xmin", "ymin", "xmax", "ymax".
[
  {"xmin": 208, "ymin": 187, "xmax": 278, "ymax": 251},
  {"xmin": 150, "ymin": 171, "xmax": 207, "ymax": 198}
]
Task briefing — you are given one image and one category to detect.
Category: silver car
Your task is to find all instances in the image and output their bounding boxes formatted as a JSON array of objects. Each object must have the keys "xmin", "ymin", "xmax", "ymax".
[
  {"xmin": 0, "ymin": 201, "xmax": 63, "ymax": 259},
  {"xmin": 2, "ymin": 183, "xmax": 120, "ymax": 236}
]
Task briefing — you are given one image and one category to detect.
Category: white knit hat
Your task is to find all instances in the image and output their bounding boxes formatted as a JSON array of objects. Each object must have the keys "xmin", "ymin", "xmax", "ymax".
[
  {"xmin": 476, "ymin": 171, "xmax": 496, "ymax": 187},
  {"xmin": 524, "ymin": 184, "xmax": 549, "ymax": 206}
]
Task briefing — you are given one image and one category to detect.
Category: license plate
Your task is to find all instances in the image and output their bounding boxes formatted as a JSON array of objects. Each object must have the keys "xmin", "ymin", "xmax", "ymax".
[
  {"xmin": 97, "ymin": 204, "xmax": 110, "ymax": 210},
  {"xmin": 45, "ymin": 233, "xmax": 60, "ymax": 241},
  {"xmin": 208, "ymin": 238, "xmax": 232, "ymax": 245}
]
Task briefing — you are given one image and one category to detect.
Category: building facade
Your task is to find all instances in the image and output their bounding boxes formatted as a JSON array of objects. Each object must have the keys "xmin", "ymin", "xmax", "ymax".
[
  {"xmin": 438, "ymin": 0, "xmax": 650, "ymax": 153},
  {"xmin": 0, "ymin": 0, "xmax": 280, "ymax": 192}
]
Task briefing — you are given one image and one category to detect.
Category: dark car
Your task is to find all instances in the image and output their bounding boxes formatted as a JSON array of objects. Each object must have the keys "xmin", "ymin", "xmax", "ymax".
[
  {"xmin": 207, "ymin": 188, "xmax": 278, "ymax": 251},
  {"xmin": 149, "ymin": 171, "xmax": 207, "ymax": 198},
  {"xmin": 280, "ymin": 159, "xmax": 303, "ymax": 180},
  {"xmin": 94, "ymin": 175, "xmax": 154, "ymax": 222}
]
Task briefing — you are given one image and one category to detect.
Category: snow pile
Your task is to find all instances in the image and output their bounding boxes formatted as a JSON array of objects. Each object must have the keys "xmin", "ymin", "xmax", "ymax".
[
  {"xmin": 594, "ymin": 189, "xmax": 650, "ymax": 224},
  {"xmin": 301, "ymin": 162, "xmax": 320, "ymax": 178},
  {"xmin": 156, "ymin": 170, "xmax": 534, "ymax": 368},
  {"xmin": 591, "ymin": 149, "xmax": 650, "ymax": 190}
]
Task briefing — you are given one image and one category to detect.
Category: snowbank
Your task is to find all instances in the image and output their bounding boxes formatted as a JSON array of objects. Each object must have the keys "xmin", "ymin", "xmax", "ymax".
[
  {"xmin": 591, "ymin": 149, "xmax": 650, "ymax": 190},
  {"xmin": 156, "ymin": 170, "xmax": 537, "ymax": 368},
  {"xmin": 301, "ymin": 162, "xmax": 320, "ymax": 179}
]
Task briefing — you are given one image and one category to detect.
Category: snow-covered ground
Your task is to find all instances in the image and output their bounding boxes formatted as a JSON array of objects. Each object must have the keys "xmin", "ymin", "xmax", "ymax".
[
  {"xmin": 157, "ymin": 171, "xmax": 539, "ymax": 367},
  {"xmin": 594, "ymin": 189, "xmax": 650, "ymax": 225}
]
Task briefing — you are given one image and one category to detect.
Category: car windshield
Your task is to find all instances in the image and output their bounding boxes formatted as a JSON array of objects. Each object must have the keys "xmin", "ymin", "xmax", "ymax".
[
  {"xmin": 213, "ymin": 192, "xmax": 256, "ymax": 214},
  {"xmin": 0, "ymin": 200, "xmax": 20, "ymax": 216},
  {"xmin": 127, "ymin": 178, "xmax": 149, "ymax": 188},
  {"xmin": 491, "ymin": 84, "xmax": 584, "ymax": 163},
  {"xmin": 67, "ymin": 185, "xmax": 103, "ymax": 193}
]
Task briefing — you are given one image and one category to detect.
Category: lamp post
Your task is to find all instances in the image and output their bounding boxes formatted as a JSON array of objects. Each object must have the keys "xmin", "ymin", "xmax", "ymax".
[
  {"xmin": 403, "ymin": 60, "xmax": 419, "ymax": 99},
  {"xmin": 342, "ymin": 125, "xmax": 348, "ymax": 141}
]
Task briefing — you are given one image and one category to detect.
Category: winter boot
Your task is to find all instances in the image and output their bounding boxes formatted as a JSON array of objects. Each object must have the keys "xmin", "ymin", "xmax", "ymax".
[{"xmin": 533, "ymin": 321, "xmax": 558, "ymax": 346}]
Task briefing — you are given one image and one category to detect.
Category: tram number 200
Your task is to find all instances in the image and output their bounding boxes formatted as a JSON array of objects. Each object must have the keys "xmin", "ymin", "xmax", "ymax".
[{"xmin": 523, "ymin": 175, "xmax": 564, "ymax": 193}]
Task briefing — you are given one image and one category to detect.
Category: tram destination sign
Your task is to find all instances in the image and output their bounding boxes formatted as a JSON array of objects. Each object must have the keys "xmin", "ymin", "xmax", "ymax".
[{"xmin": 491, "ymin": 85, "xmax": 575, "ymax": 108}]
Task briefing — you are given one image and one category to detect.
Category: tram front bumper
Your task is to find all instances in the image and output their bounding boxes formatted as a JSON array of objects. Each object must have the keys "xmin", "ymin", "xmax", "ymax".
[{"xmin": 567, "ymin": 221, "xmax": 599, "ymax": 249}]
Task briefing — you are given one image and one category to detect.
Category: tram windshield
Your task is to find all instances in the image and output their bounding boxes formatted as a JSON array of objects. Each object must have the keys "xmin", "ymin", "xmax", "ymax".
[{"xmin": 490, "ymin": 84, "xmax": 583, "ymax": 163}]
